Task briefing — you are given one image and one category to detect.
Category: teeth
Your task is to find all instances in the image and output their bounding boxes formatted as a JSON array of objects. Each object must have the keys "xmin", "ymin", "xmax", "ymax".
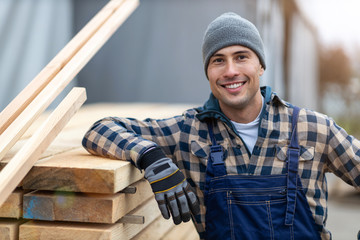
[{"xmin": 225, "ymin": 82, "xmax": 244, "ymax": 89}]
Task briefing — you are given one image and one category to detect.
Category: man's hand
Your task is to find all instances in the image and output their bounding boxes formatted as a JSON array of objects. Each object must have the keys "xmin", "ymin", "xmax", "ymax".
[{"xmin": 144, "ymin": 157, "xmax": 200, "ymax": 224}]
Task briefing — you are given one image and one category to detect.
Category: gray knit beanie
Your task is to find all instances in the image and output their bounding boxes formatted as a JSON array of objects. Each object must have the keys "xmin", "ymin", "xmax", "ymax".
[{"xmin": 202, "ymin": 12, "xmax": 266, "ymax": 77}]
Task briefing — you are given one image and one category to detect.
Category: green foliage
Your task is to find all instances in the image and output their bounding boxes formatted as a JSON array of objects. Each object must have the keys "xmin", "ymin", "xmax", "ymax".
[{"xmin": 335, "ymin": 116, "xmax": 360, "ymax": 139}]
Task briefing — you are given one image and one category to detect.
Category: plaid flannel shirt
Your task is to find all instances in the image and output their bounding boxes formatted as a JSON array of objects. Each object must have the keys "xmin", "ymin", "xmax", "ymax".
[{"xmin": 82, "ymin": 86, "xmax": 360, "ymax": 239}]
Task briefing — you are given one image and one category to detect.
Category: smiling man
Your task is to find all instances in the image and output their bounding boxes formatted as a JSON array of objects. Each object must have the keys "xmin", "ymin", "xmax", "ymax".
[
  {"xmin": 207, "ymin": 45, "xmax": 264, "ymax": 124},
  {"xmin": 82, "ymin": 12, "xmax": 360, "ymax": 240}
]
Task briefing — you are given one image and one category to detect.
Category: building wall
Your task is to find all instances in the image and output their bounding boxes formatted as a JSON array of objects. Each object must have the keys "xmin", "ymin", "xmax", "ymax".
[
  {"xmin": 288, "ymin": 13, "xmax": 319, "ymax": 110},
  {"xmin": 256, "ymin": 0, "xmax": 286, "ymax": 97}
]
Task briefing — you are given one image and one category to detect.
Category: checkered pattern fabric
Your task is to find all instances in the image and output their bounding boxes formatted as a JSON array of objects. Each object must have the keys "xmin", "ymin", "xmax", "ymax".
[{"xmin": 82, "ymin": 87, "xmax": 360, "ymax": 240}]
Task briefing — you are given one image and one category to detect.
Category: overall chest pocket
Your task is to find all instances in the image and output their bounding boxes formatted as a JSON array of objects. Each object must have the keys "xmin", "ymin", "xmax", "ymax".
[
  {"xmin": 190, "ymin": 140, "xmax": 209, "ymax": 159},
  {"xmin": 190, "ymin": 140, "xmax": 230, "ymax": 162},
  {"xmin": 274, "ymin": 145, "xmax": 315, "ymax": 169},
  {"xmin": 276, "ymin": 145, "xmax": 314, "ymax": 161}
]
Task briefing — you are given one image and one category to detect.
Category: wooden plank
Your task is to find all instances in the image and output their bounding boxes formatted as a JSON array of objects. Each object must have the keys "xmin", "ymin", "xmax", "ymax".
[
  {"xmin": 0, "ymin": 219, "xmax": 25, "ymax": 240},
  {"xmin": 161, "ymin": 220, "xmax": 199, "ymax": 240},
  {"xmin": 131, "ymin": 216, "xmax": 175, "ymax": 240},
  {"xmin": 23, "ymin": 179, "xmax": 152, "ymax": 223},
  {"xmin": 0, "ymin": 0, "xmax": 139, "ymax": 162},
  {"xmin": 20, "ymin": 221, "xmax": 114, "ymax": 240},
  {"xmin": 5, "ymin": 104, "xmax": 156, "ymax": 162},
  {"xmin": 19, "ymin": 197, "xmax": 161, "ymax": 240},
  {"xmin": 0, "ymin": 188, "xmax": 26, "ymax": 219},
  {"xmin": 20, "ymin": 148, "xmax": 143, "ymax": 194},
  {"xmin": 0, "ymin": 127, "xmax": 86, "ymax": 167},
  {"xmin": 0, "ymin": 88, "xmax": 86, "ymax": 208},
  {"xmin": 0, "ymin": 0, "xmax": 127, "ymax": 135}
]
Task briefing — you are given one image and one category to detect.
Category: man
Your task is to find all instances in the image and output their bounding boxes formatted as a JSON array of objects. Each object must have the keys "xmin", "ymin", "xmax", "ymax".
[{"xmin": 82, "ymin": 12, "xmax": 360, "ymax": 239}]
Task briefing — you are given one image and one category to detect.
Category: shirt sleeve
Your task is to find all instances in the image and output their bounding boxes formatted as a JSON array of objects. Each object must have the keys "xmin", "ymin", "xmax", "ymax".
[
  {"xmin": 326, "ymin": 118, "xmax": 360, "ymax": 189},
  {"xmin": 81, "ymin": 114, "xmax": 185, "ymax": 168}
]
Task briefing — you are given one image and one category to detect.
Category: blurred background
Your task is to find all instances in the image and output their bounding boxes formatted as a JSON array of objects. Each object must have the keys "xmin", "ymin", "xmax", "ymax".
[{"xmin": 0, "ymin": 0, "xmax": 359, "ymax": 238}]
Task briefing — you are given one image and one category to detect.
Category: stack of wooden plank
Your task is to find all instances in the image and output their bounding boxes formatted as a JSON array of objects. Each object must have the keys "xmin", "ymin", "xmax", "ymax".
[
  {"xmin": 0, "ymin": 0, "xmax": 198, "ymax": 239},
  {"xmin": 0, "ymin": 103, "xmax": 199, "ymax": 240},
  {"xmin": 0, "ymin": 87, "xmax": 87, "ymax": 240}
]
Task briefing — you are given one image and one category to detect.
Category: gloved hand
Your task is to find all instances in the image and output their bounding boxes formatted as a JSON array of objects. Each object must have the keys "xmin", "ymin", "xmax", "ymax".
[{"xmin": 140, "ymin": 148, "xmax": 200, "ymax": 224}]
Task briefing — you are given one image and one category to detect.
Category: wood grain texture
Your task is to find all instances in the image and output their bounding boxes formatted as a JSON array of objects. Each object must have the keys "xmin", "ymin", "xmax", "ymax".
[
  {"xmin": 160, "ymin": 220, "xmax": 199, "ymax": 240},
  {"xmin": 131, "ymin": 216, "xmax": 175, "ymax": 240},
  {"xmin": 20, "ymin": 148, "xmax": 143, "ymax": 194},
  {"xmin": 0, "ymin": 219, "xmax": 25, "ymax": 240},
  {"xmin": 0, "ymin": 128, "xmax": 86, "ymax": 167},
  {"xmin": 19, "ymin": 197, "xmax": 161, "ymax": 240},
  {"xmin": 23, "ymin": 179, "xmax": 152, "ymax": 223},
  {"xmin": 0, "ymin": 88, "xmax": 86, "ymax": 207},
  {"xmin": 0, "ymin": 102, "xmax": 196, "ymax": 238},
  {"xmin": 0, "ymin": 188, "xmax": 26, "ymax": 219}
]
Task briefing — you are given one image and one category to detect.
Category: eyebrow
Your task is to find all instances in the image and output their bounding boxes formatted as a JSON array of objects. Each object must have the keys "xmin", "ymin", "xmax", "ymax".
[
  {"xmin": 233, "ymin": 50, "xmax": 251, "ymax": 55},
  {"xmin": 212, "ymin": 50, "xmax": 251, "ymax": 58}
]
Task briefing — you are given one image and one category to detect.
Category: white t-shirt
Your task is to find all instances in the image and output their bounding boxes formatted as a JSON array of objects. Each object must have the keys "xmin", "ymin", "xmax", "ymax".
[{"xmin": 231, "ymin": 97, "xmax": 264, "ymax": 153}]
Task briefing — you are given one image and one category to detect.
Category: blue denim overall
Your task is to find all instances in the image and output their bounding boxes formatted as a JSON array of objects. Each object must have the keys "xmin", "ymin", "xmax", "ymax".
[{"xmin": 204, "ymin": 107, "xmax": 322, "ymax": 239}]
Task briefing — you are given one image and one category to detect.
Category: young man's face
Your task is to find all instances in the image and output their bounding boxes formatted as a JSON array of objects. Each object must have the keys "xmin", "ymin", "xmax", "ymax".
[{"xmin": 207, "ymin": 45, "xmax": 264, "ymax": 119}]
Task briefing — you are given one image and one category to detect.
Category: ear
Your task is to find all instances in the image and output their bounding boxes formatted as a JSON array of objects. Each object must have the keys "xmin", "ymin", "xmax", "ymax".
[{"xmin": 259, "ymin": 66, "xmax": 264, "ymax": 76}]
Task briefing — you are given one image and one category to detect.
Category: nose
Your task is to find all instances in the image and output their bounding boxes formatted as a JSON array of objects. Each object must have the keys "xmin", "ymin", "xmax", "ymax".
[{"xmin": 223, "ymin": 61, "xmax": 239, "ymax": 79}]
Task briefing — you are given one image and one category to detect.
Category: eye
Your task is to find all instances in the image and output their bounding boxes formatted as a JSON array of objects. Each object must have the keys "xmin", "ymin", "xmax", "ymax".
[
  {"xmin": 236, "ymin": 55, "xmax": 247, "ymax": 60},
  {"xmin": 212, "ymin": 58, "xmax": 223, "ymax": 63}
]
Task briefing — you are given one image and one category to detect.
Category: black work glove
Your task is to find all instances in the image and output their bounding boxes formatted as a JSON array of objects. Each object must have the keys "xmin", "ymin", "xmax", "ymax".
[{"xmin": 140, "ymin": 147, "xmax": 200, "ymax": 225}]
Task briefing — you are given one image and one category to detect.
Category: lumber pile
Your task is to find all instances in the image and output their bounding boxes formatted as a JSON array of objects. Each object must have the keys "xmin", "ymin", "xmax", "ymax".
[
  {"xmin": 0, "ymin": 0, "xmax": 199, "ymax": 238},
  {"xmin": 0, "ymin": 103, "xmax": 199, "ymax": 240}
]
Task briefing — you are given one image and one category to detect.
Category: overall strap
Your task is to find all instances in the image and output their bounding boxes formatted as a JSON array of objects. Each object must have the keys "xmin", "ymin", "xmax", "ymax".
[
  {"xmin": 285, "ymin": 106, "xmax": 301, "ymax": 226},
  {"xmin": 206, "ymin": 121, "xmax": 226, "ymax": 177}
]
